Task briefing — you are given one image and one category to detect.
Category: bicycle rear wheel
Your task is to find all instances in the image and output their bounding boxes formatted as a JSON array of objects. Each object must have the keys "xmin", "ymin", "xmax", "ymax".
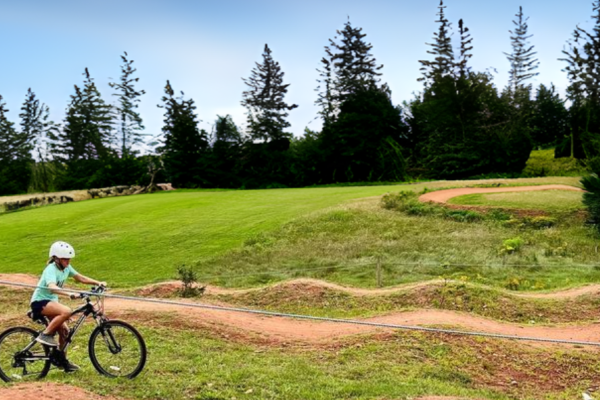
[
  {"xmin": 0, "ymin": 327, "xmax": 50, "ymax": 382},
  {"xmin": 88, "ymin": 320, "xmax": 146, "ymax": 378}
]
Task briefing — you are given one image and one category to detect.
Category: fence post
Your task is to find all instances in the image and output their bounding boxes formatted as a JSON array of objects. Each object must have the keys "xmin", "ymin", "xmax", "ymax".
[{"xmin": 376, "ymin": 258, "xmax": 382, "ymax": 288}]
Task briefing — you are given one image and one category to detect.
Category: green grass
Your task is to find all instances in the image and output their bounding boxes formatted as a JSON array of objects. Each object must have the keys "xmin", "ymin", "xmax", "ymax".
[
  {"xmin": 0, "ymin": 177, "xmax": 581, "ymax": 288},
  {"xmin": 522, "ymin": 149, "xmax": 588, "ymax": 177},
  {"xmin": 0, "ymin": 289, "xmax": 596, "ymax": 400},
  {"xmin": 198, "ymin": 193, "xmax": 600, "ymax": 291},
  {"xmin": 448, "ymin": 190, "xmax": 585, "ymax": 212}
]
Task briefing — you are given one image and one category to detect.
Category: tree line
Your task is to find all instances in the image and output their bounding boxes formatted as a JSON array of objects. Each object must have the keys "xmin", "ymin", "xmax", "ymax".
[{"xmin": 1, "ymin": 1, "xmax": 600, "ymax": 195}]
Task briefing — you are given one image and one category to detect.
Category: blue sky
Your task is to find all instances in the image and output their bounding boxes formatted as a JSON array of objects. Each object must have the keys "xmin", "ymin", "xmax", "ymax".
[{"xmin": 0, "ymin": 0, "xmax": 595, "ymax": 147}]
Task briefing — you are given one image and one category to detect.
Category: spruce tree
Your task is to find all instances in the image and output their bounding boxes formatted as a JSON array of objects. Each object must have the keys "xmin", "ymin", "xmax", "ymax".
[
  {"xmin": 0, "ymin": 95, "xmax": 32, "ymax": 195},
  {"xmin": 241, "ymin": 44, "xmax": 297, "ymax": 143},
  {"xmin": 51, "ymin": 68, "xmax": 113, "ymax": 162},
  {"xmin": 530, "ymin": 84, "xmax": 569, "ymax": 148},
  {"xmin": 109, "ymin": 52, "xmax": 146, "ymax": 157},
  {"xmin": 316, "ymin": 19, "xmax": 384, "ymax": 122},
  {"xmin": 158, "ymin": 80, "xmax": 209, "ymax": 187},
  {"xmin": 19, "ymin": 89, "xmax": 59, "ymax": 192},
  {"xmin": 504, "ymin": 6, "xmax": 539, "ymax": 91},
  {"xmin": 419, "ymin": 0, "xmax": 454, "ymax": 85}
]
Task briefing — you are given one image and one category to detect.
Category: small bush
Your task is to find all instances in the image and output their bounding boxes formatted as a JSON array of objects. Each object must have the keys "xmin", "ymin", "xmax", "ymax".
[
  {"xmin": 176, "ymin": 264, "xmax": 204, "ymax": 298},
  {"xmin": 381, "ymin": 191, "xmax": 418, "ymax": 210},
  {"xmin": 501, "ymin": 237, "xmax": 524, "ymax": 254}
]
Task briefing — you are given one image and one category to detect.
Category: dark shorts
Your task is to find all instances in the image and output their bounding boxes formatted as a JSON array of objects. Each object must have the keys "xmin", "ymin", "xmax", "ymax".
[{"xmin": 30, "ymin": 300, "xmax": 51, "ymax": 319}]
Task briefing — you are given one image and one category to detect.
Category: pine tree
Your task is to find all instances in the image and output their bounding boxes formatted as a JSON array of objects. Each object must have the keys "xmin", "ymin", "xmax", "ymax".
[
  {"xmin": 316, "ymin": 19, "xmax": 384, "ymax": 122},
  {"xmin": 419, "ymin": 0, "xmax": 454, "ymax": 85},
  {"xmin": 504, "ymin": 6, "xmax": 539, "ymax": 91},
  {"xmin": 158, "ymin": 80, "xmax": 209, "ymax": 187},
  {"xmin": 211, "ymin": 115, "xmax": 242, "ymax": 187},
  {"xmin": 109, "ymin": 52, "xmax": 146, "ymax": 157},
  {"xmin": 0, "ymin": 95, "xmax": 33, "ymax": 195},
  {"xmin": 455, "ymin": 19, "xmax": 473, "ymax": 78},
  {"xmin": 51, "ymin": 68, "xmax": 113, "ymax": 162},
  {"xmin": 530, "ymin": 84, "xmax": 569, "ymax": 148},
  {"xmin": 19, "ymin": 88, "xmax": 59, "ymax": 192},
  {"xmin": 560, "ymin": 0, "xmax": 600, "ymax": 160},
  {"xmin": 241, "ymin": 44, "xmax": 297, "ymax": 143}
]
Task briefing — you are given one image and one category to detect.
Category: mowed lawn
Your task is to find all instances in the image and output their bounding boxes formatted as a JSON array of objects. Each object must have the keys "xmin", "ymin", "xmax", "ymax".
[
  {"xmin": 0, "ymin": 177, "xmax": 582, "ymax": 288},
  {"xmin": 448, "ymin": 190, "xmax": 585, "ymax": 212},
  {"xmin": 0, "ymin": 186, "xmax": 408, "ymax": 286}
]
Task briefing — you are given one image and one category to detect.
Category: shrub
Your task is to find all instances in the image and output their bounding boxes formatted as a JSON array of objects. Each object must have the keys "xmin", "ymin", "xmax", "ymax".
[
  {"xmin": 501, "ymin": 237, "xmax": 524, "ymax": 254},
  {"xmin": 381, "ymin": 191, "xmax": 418, "ymax": 210},
  {"xmin": 176, "ymin": 264, "xmax": 204, "ymax": 298}
]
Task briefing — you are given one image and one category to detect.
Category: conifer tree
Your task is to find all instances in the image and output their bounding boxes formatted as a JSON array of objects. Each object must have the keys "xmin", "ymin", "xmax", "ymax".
[
  {"xmin": 504, "ymin": 6, "xmax": 539, "ymax": 91},
  {"xmin": 316, "ymin": 19, "xmax": 384, "ymax": 122},
  {"xmin": 560, "ymin": 0, "xmax": 600, "ymax": 159},
  {"xmin": 109, "ymin": 52, "xmax": 146, "ymax": 157},
  {"xmin": 50, "ymin": 68, "xmax": 113, "ymax": 162},
  {"xmin": 0, "ymin": 95, "xmax": 33, "ymax": 194},
  {"xmin": 19, "ymin": 89, "xmax": 59, "ymax": 192},
  {"xmin": 241, "ymin": 44, "xmax": 297, "ymax": 143},
  {"xmin": 455, "ymin": 19, "xmax": 473, "ymax": 78},
  {"xmin": 419, "ymin": 0, "xmax": 454, "ymax": 85},
  {"xmin": 159, "ymin": 80, "xmax": 209, "ymax": 187}
]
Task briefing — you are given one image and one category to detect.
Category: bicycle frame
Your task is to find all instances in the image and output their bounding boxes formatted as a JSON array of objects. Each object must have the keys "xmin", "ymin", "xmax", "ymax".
[{"xmin": 17, "ymin": 292, "xmax": 107, "ymax": 363}]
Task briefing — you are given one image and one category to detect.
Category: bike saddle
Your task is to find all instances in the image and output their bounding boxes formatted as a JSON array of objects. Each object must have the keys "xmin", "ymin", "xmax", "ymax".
[{"xmin": 26, "ymin": 311, "xmax": 49, "ymax": 326}]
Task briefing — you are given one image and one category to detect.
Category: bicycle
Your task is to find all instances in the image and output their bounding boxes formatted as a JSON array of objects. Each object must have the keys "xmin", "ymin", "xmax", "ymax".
[{"xmin": 0, "ymin": 286, "xmax": 147, "ymax": 382}]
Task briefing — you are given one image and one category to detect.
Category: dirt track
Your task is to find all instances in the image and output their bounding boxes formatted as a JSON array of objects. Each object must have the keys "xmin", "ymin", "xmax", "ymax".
[
  {"xmin": 0, "ymin": 382, "xmax": 473, "ymax": 400},
  {"xmin": 2, "ymin": 274, "xmax": 600, "ymax": 346},
  {"xmin": 419, "ymin": 184, "xmax": 584, "ymax": 204}
]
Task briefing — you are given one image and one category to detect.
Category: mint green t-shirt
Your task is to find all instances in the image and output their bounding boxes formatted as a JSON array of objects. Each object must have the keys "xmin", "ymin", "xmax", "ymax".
[{"xmin": 30, "ymin": 262, "xmax": 78, "ymax": 303}]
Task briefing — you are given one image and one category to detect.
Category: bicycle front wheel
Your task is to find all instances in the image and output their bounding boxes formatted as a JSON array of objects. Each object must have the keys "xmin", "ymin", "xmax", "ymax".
[
  {"xmin": 88, "ymin": 320, "xmax": 146, "ymax": 378},
  {"xmin": 0, "ymin": 327, "xmax": 50, "ymax": 382}
]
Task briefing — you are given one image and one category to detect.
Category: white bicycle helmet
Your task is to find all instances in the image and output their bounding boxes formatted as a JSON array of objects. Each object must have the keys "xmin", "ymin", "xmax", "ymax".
[{"xmin": 49, "ymin": 241, "xmax": 76, "ymax": 259}]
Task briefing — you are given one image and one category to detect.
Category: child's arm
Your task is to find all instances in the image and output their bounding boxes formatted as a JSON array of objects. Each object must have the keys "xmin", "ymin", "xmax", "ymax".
[
  {"xmin": 47, "ymin": 282, "xmax": 78, "ymax": 298},
  {"xmin": 73, "ymin": 273, "xmax": 107, "ymax": 288}
]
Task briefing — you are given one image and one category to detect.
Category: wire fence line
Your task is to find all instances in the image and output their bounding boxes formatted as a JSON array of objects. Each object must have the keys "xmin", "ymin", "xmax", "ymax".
[{"xmin": 1, "ymin": 280, "xmax": 600, "ymax": 348}]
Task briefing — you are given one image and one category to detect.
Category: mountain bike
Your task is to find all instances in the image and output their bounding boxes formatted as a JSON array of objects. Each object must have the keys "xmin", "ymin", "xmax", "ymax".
[{"xmin": 0, "ymin": 286, "xmax": 146, "ymax": 382}]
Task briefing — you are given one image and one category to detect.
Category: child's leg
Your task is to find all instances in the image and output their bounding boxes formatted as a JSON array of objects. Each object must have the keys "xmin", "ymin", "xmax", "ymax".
[{"xmin": 40, "ymin": 302, "xmax": 72, "ymax": 336}]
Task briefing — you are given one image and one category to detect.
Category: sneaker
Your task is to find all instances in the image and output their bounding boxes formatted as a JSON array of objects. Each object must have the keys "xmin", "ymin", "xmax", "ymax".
[
  {"xmin": 62, "ymin": 359, "xmax": 80, "ymax": 373},
  {"xmin": 35, "ymin": 333, "xmax": 58, "ymax": 347}
]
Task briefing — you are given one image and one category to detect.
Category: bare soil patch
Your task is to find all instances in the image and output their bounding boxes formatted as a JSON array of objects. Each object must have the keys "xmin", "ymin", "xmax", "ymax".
[
  {"xmin": 419, "ymin": 184, "xmax": 583, "ymax": 204},
  {"xmin": 0, "ymin": 382, "xmax": 125, "ymax": 400}
]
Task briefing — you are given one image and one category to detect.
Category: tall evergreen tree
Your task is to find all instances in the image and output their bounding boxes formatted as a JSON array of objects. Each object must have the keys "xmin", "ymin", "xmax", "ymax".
[
  {"xmin": 530, "ymin": 84, "xmax": 569, "ymax": 148},
  {"xmin": 109, "ymin": 52, "xmax": 146, "ymax": 157},
  {"xmin": 241, "ymin": 44, "xmax": 297, "ymax": 143},
  {"xmin": 211, "ymin": 115, "xmax": 242, "ymax": 187},
  {"xmin": 158, "ymin": 80, "xmax": 209, "ymax": 187},
  {"xmin": 19, "ymin": 89, "xmax": 58, "ymax": 192},
  {"xmin": 0, "ymin": 95, "xmax": 32, "ymax": 195},
  {"xmin": 504, "ymin": 6, "xmax": 539, "ymax": 91},
  {"xmin": 561, "ymin": 0, "xmax": 600, "ymax": 160},
  {"xmin": 418, "ymin": 0, "xmax": 454, "ymax": 85},
  {"xmin": 50, "ymin": 68, "xmax": 113, "ymax": 162},
  {"xmin": 316, "ymin": 19, "xmax": 384, "ymax": 123}
]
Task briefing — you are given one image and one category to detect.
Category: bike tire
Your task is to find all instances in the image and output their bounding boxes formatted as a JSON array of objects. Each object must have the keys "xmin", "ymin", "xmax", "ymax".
[
  {"xmin": 88, "ymin": 320, "xmax": 146, "ymax": 378},
  {"xmin": 0, "ymin": 326, "xmax": 50, "ymax": 382}
]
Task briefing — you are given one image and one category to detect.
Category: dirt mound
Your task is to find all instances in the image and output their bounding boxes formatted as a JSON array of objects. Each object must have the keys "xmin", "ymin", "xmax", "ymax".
[
  {"xmin": 0, "ymin": 273, "xmax": 39, "ymax": 287},
  {"xmin": 136, "ymin": 278, "xmax": 600, "ymax": 301},
  {"xmin": 0, "ymin": 382, "xmax": 125, "ymax": 400},
  {"xmin": 419, "ymin": 184, "xmax": 583, "ymax": 204}
]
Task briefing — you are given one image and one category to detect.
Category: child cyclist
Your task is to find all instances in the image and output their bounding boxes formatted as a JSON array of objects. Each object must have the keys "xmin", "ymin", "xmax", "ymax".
[{"xmin": 31, "ymin": 241, "xmax": 106, "ymax": 372}]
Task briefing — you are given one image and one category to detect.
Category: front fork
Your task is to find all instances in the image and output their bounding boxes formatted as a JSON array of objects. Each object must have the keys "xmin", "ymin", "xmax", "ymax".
[{"xmin": 95, "ymin": 315, "xmax": 121, "ymax": 355}]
